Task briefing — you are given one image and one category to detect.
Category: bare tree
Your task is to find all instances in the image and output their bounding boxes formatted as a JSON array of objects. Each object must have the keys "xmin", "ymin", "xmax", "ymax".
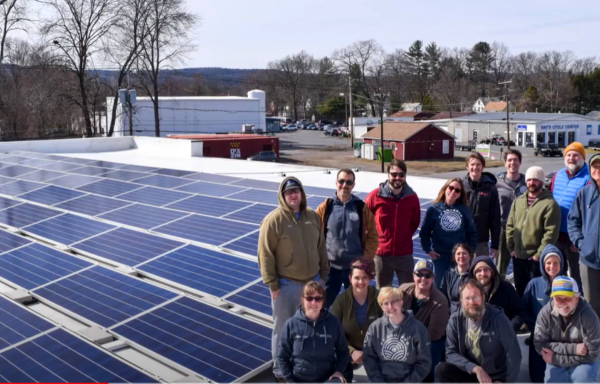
[
  {"xmin": 135, "ymin": 0, "xmax": 198, "ymax": 137},
  {"xmin": 0, "ymin": 0, "xmax": 27, "ymax": 65},
  {"xmin": 490, "ymin": 41, "xmax": 512, "ymax": 84},
  {"xmin": 267, "ymin": 51, "xmax": 315, "ymax": 121},
  {"xmin": 103, "ymin": 0, "xmax": 151, "ymax": 136},
  {"xmin": 534, "ymin": 50, "xmax": 575, "ymax": 112},
  {"xmin": 39, "ymin": 0, "xmax": 119, "ymax": 137}
]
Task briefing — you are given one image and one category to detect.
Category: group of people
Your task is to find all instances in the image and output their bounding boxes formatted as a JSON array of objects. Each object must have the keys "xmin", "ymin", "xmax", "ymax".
[{"xmin": 257, "ymin": 142, "xmax": 600, "ymax": 383}]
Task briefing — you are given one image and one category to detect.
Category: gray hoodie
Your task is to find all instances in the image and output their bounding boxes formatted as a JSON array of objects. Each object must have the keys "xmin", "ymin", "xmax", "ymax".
[
  {"xmin": 362, "ymin": 310, "xmax": 431, "ymax": 383},
  {"xmin": 496, "ymin": 172, "xmax": 527, "ymax": 228},
  {"xmin": 533, "ymin": 297, "xmax": 600, "ymax": 367}
]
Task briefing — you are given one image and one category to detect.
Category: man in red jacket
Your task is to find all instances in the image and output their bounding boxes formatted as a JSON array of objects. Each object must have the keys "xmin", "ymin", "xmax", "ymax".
[{"xmin": 366, "ymin": 159, "xmax": 421, "ymax": 287}]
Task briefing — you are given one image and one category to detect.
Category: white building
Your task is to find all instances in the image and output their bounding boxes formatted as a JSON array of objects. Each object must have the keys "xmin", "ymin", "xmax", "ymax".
[
  {"xmin": 107, "ymin": 90, "xmax": 266, "ymax": 137},
  {"xmin": 401, "ymin": 103, "xmax": 422, "ymax": 112},
  {"xmin": 472, "ymin": 97, "xmax": 500, "ymax": 113}
]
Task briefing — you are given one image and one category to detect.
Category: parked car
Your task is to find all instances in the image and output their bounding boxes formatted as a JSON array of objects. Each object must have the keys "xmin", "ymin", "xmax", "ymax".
[
  {"xmin": 247, "ymin": 151, "xmax": 278, "ymax": 162},
  {"xmin": 325, "ymin": 127, "xmax": 341, "ymax": 136},
  {"xmin": 282, "ymin": 124, "xmax": 298, "ymax": 132},
  {"xmin": 534, "ymin": 143, "xmax": 562, "ymax": 157},
  {"xmin": 307, "ymin": 124, "xmax": 317, "ymax": 130},
  {"xmin": 589, "ymin": 139, "xmax": 600, "ymax": 150},
  {"xmin": 544, "ymin": 171, "xmax": 556, "ymax": 189}
]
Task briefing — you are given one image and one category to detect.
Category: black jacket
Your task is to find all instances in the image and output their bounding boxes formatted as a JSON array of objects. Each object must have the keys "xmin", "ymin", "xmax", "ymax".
[
  {"xmin": 468, "ymin": 256, "xmax": 525, "ymax": 332},
  {"xmin": 463, "ymin": 172, "xmax": 501, "ymax": 249}
]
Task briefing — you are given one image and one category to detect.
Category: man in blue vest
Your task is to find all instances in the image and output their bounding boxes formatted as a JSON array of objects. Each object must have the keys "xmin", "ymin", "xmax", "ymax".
[{"xmin": 549, "ymin": 142, "xmax": 590, "ymax": 290}]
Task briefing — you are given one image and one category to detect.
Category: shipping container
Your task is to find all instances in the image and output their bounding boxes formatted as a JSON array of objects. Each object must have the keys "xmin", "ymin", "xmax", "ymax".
[{"xmin": 168, "ymin": 134, "xmax": 279, "ymax": 159}]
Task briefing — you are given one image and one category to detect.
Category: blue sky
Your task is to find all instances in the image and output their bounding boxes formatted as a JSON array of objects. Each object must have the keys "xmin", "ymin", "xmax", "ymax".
[{"xmin": 186, "ymin": 0, "xmax": 599, "ymax": 69}]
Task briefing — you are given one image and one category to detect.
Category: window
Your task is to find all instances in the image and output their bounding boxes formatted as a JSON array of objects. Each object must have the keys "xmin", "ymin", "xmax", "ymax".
[{"xmin": 442, "ymin": 140, "xmax": 449, "ymax": 154}]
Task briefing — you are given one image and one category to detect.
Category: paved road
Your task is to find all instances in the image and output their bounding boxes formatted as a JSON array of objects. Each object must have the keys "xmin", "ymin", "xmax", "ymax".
[{"xmin": 276, "ymin": 129, "xmax": 351, "ymax": 150}]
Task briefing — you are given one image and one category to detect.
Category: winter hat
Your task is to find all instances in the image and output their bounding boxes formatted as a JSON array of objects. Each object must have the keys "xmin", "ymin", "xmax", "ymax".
[
  {"xmin": 589, "ymin": 153, "xmax": 600, "ymax": 166},
  {"xmin": 525, "ymin": 166, "xmax": 545, "ymax": 182},
  {"xmin": 550, "ymin": 276, "xmax": 579, "ymax": 297},
  {"xmin": 563, "ymin": 142, "xmax": 586, "ymax": 160}
]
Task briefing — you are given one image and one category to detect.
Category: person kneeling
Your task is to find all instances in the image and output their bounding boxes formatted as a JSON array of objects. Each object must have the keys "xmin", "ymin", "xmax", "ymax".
[
  {"xmin": 436, "ymin": 278, "xmax": 521, "ymax": 383},
  {"xmin": 362, "ymin": 287, "xmax": 431, "ymax": 383},
  {"xmin": 277, "ymin": 281, "xmax": 350, "ymax": 383},
  {"xmin": 533, "ymin": 276, "xmax": 600, "ymax": 383}
]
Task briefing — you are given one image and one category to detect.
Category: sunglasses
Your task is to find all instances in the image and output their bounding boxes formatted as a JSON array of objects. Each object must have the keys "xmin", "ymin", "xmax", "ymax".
[
  {"xmin": 284, "ymin": 188, "xmax": 301, "ymax": 195},
  {"xmin": 447, "ymin": 185, "xmax": 462, "ymax": 194},
  {"xmin": 337, "ymin": 179, "xmax": 354, "ymax": 186},
  {"xmin": 389, "ymin": 172, "xmax": 406, "ymax": 178},
  {"xmin": 304, "ymin": 296, "xmax": 324, "ymax": 302},
  {"xmin": 414, "ymin": 272, "xmax": 433, "ymax": 279}
]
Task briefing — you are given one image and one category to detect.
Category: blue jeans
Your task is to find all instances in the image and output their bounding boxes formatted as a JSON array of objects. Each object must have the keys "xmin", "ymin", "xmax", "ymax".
[
  {"xmin": 433, "ymin": 256, "xmax": 451, "ymax": 289},
  {"xmin": 325, "ymin": 268, "xmax": 350, "ymax": 308},
  {"xmin": 545, "ymin": 358, "xmax": 600, "ymax": 383}
]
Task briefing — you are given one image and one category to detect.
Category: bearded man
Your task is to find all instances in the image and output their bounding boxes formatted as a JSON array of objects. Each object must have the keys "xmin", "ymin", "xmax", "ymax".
[
  {"xmin": 436, "ymin": 278, "xmax": 521, "ymax": 383},
  {"xmin": 534, "ymin": 276, "xmax": 600, "ymax": 383}
]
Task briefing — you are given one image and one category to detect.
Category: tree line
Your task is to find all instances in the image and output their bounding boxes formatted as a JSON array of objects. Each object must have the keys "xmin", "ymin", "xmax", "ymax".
[{"xmin": 0, "ymin": 0, "xmax": 199, "ymax": 140}]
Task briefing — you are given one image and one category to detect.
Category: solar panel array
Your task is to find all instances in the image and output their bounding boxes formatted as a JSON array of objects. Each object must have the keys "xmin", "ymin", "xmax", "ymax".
[{"xmin": 0, "ymin": 150, "xmax": 441, "ymax": 382}]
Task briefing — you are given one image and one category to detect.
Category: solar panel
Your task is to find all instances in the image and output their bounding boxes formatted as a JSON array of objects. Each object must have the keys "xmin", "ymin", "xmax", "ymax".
[
  {"xmin": 70, "ymin": 166, "xmax": 114, "ymax": 177},
  {"xmin": 183, "ymin": 172, "xmax": 242, "ymax": 184},
  {"xmin": 0, "ymin": 295, "xmax": 55, "ymax": 350},
  {"xmin": 0, "ymin": 328, "xmax": 158, "ymax": 383},
  {"xmin": 227, "ymin": 189, "xmax": 279, "ymax": 206},
  {"xmin": 17, "ymin": 185, "xmax": 86, "ymax": 206},
  {"xmin": 84, "ymin": 160, "xmax": 127, "ymax": 169},
  {"xmin": 99, "ymin": 204, "xmax": 189, "ymax": 230},
  {"xmin": 76, "ymin": 179, "xmax": 143, "ymax": 197},
  {"xmin": 222, "ymin": 203, "xmax": 275, "ymax": 224},
  {"xmin": 0, "ymin": 196, "xmax": 23, "ymax": 210},
  {"xmin": 0, "ymin": 165, "xmax": 38, "ymax": 178},
  {"xmin": 116, "ymin": 186, "xmax": 192, "ymax": 207},
  {"xmin": 165, "ymin": 195, "xmax": 252, "ymax": 217},
  {"xmin": 0, "ymin": 203, "xmax": 62, "ymax": 228},
  {"xmin": 48, "ymin": 174, "xmax": 100, "ymax": 188},
  {"xmin": 33, "ymin": 266, "xmax": 178, "ymax": 328},
  {"xmin": 303, "ymin": 186, "xmax": 336, "ymax": 197},
  {"xmin": 154, "ymin": 215, "xmax": 257, "ymax": 247},
  {"xmin": 132, "ymin": 174, "xmax": 195, "ymax": 189},
  {"xmin": 60, "ymin": 157, "xmax": 96, "ymax": 165},
  {"xmin": 0, "ymin": 176, "xmax": 15, "ymax": 186},
  {"xmin": 72, "ymin": 227, "xmax": 184, "ymax": 266},
  {"xmin": 223, "ymin": 231, "xmax": 259, "ymax": 257},
  {"xmin": 38, "ymin": 162, "xmax": 84, "ymax": 172},
  {"xmin": 22, "ymin": 213, "xmax": 116, "ymax": 246},
  {"xmin": 118, "ymin": 164, "xmax": 160, "ymax": 172},
  {"xmin": 17, "ymin": 169, "xmax": 65, "ymax": 182},
  {"xmin": 101, "ymin": 169, "xmax": 149, "ymax": 182},
  {"xmin": 54, "ymin": 194, "xmax": 133, "ymax": 216},
  {"xmin": 17, "ymin": 158, "xmax": 56, "ymax": 168},
  {"xmin": 355, "ymin": 192, "xmax": 369, "ymax": 200},
  {"xmin": 224, "ymin": 280, "xmax": 272, "ymax": 316},
  {"xmin": 230, "ymin": 178, "xmax": 281, "ymax": 191},
  {"xmin": 0, "ymin": 180, "xmax": 45, "ymax": 196},
  {"xmin": 151, "ymin": 168, "xmax": 198, "ymax": 177},
  {"xmin": 306, "ymin": 195, "xmax": 324, "ymax": 209},
  {"xmin": 0, "ymin": 155, "xmax": 31, "ymax": 164},
  {"xmin": 174, "ymin": 181, "xmax": 246, "ymax": 197},
  {"xmin": 110, "ymin": 297, "xmax": 272, "ymax": 383},
  {"xmin": 0, "ymin": 229, "xmax": 32, "ymax": 253},
  {"xmin": 137, "ymin": 245, "xmax": 261, "ymax": 297},
  {"xmin": 0, "ymin": 243, "xmax": 93, "ymax": 290}
]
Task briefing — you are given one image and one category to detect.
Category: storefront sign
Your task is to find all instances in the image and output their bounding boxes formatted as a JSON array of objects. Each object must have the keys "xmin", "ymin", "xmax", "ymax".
[
  {"xmin": 540, "ymin": 124, "xmax": 580, "ymax": 131},
  {"xmin": 516, "ymin": 125, "xmax": 527, "ymax": 131}
]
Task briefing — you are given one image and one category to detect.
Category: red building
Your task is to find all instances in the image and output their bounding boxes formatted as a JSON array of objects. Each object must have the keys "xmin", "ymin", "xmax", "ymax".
[
  {"xmin": 167, "ymin": 134, "xmax": 279, "ymax": 159},
  {"xmin": 361, "ymin": 122, "xmax": 455, "ymax": 161}
]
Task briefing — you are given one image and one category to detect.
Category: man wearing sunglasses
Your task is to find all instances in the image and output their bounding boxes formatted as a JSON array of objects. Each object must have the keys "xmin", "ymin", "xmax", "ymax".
[
  {"xmin": 316, "ymin": 168, "xmax": 378, "ymax": 308},
  {"xmin": 258, "ymin": 176, "xmax": 329, "ymax": 382},
  {"xmin": 400, "ymin": 260, "xmax": 449, "ymax": 382},
  {"xmin": 366, "ymin": 159, "xmax": 421, "ymax": 288}
]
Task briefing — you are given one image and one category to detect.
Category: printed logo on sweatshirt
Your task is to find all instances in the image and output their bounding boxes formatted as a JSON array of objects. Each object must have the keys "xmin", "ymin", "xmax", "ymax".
[
  {"xmin": 349, "ymin": 212, "xmax": 360, "ymax": 221},
  {"xmin": 381, "ymin": 334, "xmax": 410, "ymax": 361},
  {"xmin": 440, "ymin": 209, "xmax": 463, "ymax": 232},
  {"xmin": 570, "ymin": 327, "xmax": 580, "ymax": 340}
]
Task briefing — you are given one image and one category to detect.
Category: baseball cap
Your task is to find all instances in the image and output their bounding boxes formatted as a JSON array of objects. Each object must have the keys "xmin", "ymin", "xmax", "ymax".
[
  {"xmin": 281, "ymin": 179, "xmax": 302, "ymax": 193},
  {"xmin": 550, "ymin": 276, "xmax": 579, "ymax": 297},
  {"xmin": 589, "ymin": 153, "xmax": 600, "ymax": 167},
  {"xmin": 414, "ymin": 259, "xmax": 434, "ymax": 274}
]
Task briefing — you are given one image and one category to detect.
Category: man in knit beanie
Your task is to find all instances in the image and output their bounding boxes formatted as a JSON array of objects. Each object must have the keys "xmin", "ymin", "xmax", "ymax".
[
  {"xmin": 549, "ymin": 142, "xmax": 590, "ymax": 289},
  {"xmin": 507, "ymin": 166, "xmax": 561, "ymax": 297}
]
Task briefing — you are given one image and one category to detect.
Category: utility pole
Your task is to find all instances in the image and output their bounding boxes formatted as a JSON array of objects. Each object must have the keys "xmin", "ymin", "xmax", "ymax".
[
  {"xmin": 375, "ymin": 91, "xmax": 389, "ymax": 173},
  {"xmin": 340, "ymin": 92, "xmax": 348, "ymax": 139},
  {"xmin": 349, "ymin": 76, "xmax": 354, "ymax": 147},
  {"xmin": 127, "ymin": 71, "xmax": 133, "ymax": 137},
  {"xmin": 499, "ymin": 80, "xmax": 513, "ymax": 150}
]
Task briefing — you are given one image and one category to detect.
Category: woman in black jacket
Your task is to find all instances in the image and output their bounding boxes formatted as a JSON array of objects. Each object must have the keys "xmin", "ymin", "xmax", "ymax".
[{"xmin": 277, "ymin": 281, "xmax": 350, "ymax": 383}]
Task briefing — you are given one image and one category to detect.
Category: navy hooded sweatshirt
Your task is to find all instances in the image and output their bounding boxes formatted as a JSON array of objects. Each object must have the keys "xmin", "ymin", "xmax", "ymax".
[
  {"xmin": 468, "ymin": 256, "xmax": 525, "ymax": 332},
  {"xmin": 420, "ymin": 201, "xmax": 478, "ymax": 259},
  {"xmin": 277, "ymin": 309, "xmax": 350, "ymax": 383},
  {"xmin": 440, "ymin": 266, "xmax": 469, "ymax": 315},
  {"xmin": 521, "ymin": 244, "xmax": 565, "ymax": 330}
]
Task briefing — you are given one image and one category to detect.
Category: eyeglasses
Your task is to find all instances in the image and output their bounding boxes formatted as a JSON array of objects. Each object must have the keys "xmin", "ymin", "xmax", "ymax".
[
  {"xmin": 447, "ymin": 185, "xmax": 462, "ymax": 194},
  {"xmin": 337, "ymin": 179, "xmax": 354, "ymax": 186},
  {"xmin": 389, "ymin": 172, "xmax": 406, "ymax": 178},
  {"xmin": 381, "ymin": 299, "xmax": 401, "ymax": 307},
  {"xmin": 414, "ymin": 272, "xmax": 433, "ymax": 279},
  {"xmin": 284, "ymin": 188, "xmax": 301, "ymax": 196},
  {"xmin": 304, "ymin": 296, "xmax": 324, "ymax": 302},
  {"xmin": 462, "ymin": 296, "xmax": 482, "ymax": 303}
]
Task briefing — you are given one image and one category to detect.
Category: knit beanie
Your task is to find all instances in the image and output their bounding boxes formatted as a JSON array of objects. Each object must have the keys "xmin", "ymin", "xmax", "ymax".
[
  {"xmin": 525, "ymin": 166, "xmax": 545, "ymax": 182},
  {"xmin": 563, "ymin": 142, "xmax": 586, "ymax": 160}
]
